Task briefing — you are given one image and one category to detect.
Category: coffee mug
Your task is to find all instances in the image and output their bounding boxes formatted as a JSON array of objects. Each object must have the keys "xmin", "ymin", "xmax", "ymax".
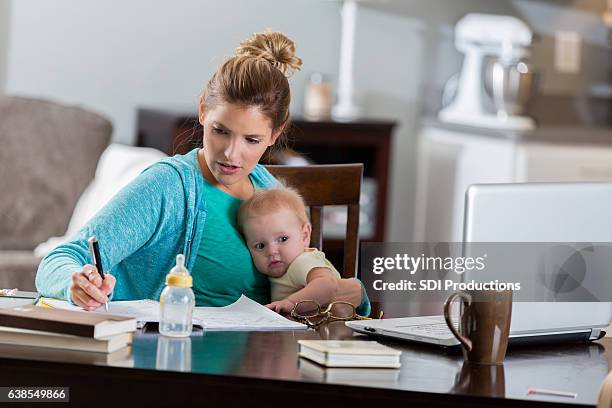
[{"xmin": 443, "ymin": 290, "xmax": 513, "ymax": 365}]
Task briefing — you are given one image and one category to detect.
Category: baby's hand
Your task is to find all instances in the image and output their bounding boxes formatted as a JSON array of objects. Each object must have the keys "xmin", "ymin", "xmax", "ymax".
[{"xmin": 265, "ymin": 299, "xmax": 296, "ymax": 315}]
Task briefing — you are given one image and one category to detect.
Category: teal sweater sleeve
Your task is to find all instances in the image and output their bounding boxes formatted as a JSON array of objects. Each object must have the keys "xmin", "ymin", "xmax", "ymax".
[{"xmin": 35, "ymin": 163, "xmax": 186, "ymax": 301}]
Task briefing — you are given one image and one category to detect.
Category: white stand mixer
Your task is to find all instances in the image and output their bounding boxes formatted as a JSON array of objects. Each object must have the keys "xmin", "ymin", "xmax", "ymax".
[{"xmin": 439, "ymin": 14, "xmax": 536, "ymax": 130}]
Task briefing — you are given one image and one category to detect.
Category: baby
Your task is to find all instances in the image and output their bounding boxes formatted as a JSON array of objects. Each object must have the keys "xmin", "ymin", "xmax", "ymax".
[{"xmin": 238, "ymin": 186, "xmax": 365, "ymax": 315}]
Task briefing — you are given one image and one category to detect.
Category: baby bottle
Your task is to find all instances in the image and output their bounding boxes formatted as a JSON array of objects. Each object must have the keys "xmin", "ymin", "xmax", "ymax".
[{"xmin": 159, "ymin": 254, "xmax": 195, "ymax": 337}]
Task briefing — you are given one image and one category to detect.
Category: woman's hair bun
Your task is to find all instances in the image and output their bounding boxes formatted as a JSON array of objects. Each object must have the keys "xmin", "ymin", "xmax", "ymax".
[{"xmin": 235, "ymin": 31, "xmax": 302, "ymax": 78}]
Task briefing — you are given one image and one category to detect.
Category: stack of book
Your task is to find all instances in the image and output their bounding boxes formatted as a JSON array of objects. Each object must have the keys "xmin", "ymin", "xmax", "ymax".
[
  {"xmin": 297, "ymin": 340, "xmax": 402, "ymax": 368},
  {"xmin": 0, "ymin": 305, "xmax": 137, "ymax": 353}
]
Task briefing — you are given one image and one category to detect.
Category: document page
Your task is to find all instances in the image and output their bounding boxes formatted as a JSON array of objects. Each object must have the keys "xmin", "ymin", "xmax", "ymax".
[
  {"xmin": 105, "ymin": 300, "xmax": 161, "ymax": 322},
  {"xmin": 39, "ymin": 298, "xmax": 161, "ymax": 328},
  {"xmin": 40, "ymin": 298, "xmax": 159, "ymax": 319},
  {"xmin": 193, "ymin": 295, "xmax": 307, "ymax": 331}
]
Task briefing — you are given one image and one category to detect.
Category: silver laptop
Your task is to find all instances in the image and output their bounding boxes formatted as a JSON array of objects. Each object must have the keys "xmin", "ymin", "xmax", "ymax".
[{"xmin": 348, "ymin": 182, "xmax": 612, "ymax": 346}]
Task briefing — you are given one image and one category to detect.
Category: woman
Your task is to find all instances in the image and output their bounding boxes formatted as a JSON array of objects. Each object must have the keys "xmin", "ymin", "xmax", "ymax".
[{"xmin": 36, "ymin": 31, "xmax": 367, "ymax": 313}]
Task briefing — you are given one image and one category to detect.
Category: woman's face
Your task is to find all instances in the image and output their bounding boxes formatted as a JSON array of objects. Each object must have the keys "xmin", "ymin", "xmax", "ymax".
[{"xmin": 199, "ymin": 98, "xmax": 281, "ymax": 192}]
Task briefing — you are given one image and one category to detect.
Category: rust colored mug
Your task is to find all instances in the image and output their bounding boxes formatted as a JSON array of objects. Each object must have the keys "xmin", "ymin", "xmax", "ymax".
[{"xmin": 443, "ymin": 290, "xmax": 513, "ymax": 365}]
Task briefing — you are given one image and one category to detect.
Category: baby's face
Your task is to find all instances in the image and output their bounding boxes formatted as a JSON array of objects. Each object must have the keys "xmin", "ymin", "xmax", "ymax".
[{"xmin": 243, "ymin": 208, "xmax": 310, "ymax": 278}]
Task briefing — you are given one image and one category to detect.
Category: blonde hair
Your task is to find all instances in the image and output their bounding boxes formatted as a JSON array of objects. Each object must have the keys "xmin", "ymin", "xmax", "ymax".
[
  {"xmin": 202, "ymin": 31, "xmax": 302, "ymax": 135},
  {"xmin": 238, "ymin": 185, "xmax": 309, "ymax": 231}
]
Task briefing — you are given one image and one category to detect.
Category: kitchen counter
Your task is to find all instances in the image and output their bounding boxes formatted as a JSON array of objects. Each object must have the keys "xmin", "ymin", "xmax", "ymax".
[{"xmin": 422, "ymin": 117, "xmax": 612, "ymax": 145}]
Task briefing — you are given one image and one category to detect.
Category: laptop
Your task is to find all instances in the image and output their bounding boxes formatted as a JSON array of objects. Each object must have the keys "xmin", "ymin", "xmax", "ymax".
[{"xmin": 347, "ymin": 182, "xmax": 612, "ymax": 346}]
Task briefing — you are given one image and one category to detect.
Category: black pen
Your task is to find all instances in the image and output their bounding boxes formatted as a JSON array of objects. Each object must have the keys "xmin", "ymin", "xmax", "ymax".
[{"xmin": 88, "ymin": 236, "xmax": 109, "ymax": 312}]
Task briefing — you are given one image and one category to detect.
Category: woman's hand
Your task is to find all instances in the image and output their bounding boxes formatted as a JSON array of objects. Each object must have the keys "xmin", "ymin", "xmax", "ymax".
[
  {"xmin": 70, "ymin": 264, "xmax": 116, "ymax": 311},
  {"xmin": 266, "ymin": 299, "xmax": 296, "ymax": 315}
]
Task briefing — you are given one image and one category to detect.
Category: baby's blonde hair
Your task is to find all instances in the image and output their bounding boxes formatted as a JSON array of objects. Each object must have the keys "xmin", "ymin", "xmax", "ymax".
[{"xmin": 238, "ymin": 185, "xmax": 309, "ymax": 231}]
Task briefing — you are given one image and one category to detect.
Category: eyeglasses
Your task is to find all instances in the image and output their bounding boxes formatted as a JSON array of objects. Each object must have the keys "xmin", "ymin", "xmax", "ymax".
[{"xmin": 290, "ymin": 300, "xmax": 383, "ymax": 328}]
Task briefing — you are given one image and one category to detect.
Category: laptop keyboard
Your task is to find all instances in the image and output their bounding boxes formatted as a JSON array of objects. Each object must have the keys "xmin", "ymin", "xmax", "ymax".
[
  {"xmin": 396, "ymin": 320, "xmax": 459, "ymax": 338},
  {"xmin": 409, "ymin": 324, "xmax": 453, "ymax": 336}
]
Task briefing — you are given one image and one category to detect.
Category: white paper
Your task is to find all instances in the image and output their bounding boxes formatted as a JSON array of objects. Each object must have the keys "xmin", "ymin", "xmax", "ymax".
[
  {"xmin": 41, "ymin": 298, "xmax": 159, "ymax": 319},
  {"xmin": 105, "ymin": 300, "xmax": 161, "ymax": 323},
  {"xmin": 193, "ymin": 295, "xmax": 307, "ymax": 331},
  {"xmin": 40, "ymin": 295, "xmax": 306, "ymax": 331}
]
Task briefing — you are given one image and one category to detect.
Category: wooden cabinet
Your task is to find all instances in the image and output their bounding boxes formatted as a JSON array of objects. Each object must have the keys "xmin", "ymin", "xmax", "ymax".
[{"xmin": 136, "ymin": 107, "xmax": 396, "ymax": 270}]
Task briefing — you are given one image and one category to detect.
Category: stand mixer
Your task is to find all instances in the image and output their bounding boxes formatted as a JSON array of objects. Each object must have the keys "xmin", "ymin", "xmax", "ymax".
[{"xmin": 439, "ymin": 14, "xmax": 537, "ymax": 130}]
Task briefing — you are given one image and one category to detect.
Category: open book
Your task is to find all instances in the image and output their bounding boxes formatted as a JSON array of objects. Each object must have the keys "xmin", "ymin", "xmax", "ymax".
[{"xmin": 40, "ymin": 295, "xmax": 307, "ymax": 331}]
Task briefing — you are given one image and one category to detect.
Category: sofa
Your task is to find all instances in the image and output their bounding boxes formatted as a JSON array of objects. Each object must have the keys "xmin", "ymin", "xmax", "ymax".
[{"xmin": 0, "ymin": 95, "xmax": 112, "ymax": 291}]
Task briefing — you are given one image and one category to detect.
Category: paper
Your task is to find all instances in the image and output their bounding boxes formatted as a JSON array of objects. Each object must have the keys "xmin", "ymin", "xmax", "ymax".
[
  {"xmin": 193, "ymin": 295, "xmax": 307, "ymax": 331},
  {"xmin": 39, "ymin": 296, "xmax": 306, "ymax": 331},
  {"xmin": 105, "ymin": 300, "xmax": 161, "ymax": 322},
  {"xmin": 40, "ymin": 298, "xmax": 159, "ymax": 320}
]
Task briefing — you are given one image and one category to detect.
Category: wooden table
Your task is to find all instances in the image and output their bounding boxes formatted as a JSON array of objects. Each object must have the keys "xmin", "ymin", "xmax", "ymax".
[{"xmin": 0, "ymin": 316, "xmax": 608, "ymax": 407}]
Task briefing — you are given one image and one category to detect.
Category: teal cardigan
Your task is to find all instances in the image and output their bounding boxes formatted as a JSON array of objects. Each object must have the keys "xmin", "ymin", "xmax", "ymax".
[{"xmin": 35, "ymin": 149, "xmax": 278, "ymax": 302}]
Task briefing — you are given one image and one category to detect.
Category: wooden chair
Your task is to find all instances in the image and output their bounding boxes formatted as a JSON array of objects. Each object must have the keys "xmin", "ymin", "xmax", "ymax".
[{"xmin": 265, "ymin": 164, "xmax": 363, "ymax": 279}]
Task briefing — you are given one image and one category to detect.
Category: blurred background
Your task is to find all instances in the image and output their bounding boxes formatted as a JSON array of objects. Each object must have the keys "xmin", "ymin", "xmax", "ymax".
[{"xmin": 0, "ymin": 0, "xmax": 611, "ymax": 301}]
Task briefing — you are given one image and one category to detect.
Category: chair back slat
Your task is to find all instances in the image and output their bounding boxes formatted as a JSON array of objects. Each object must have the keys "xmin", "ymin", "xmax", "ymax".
[
  {"xmin": 309, "ymin": 206, "xmax": 323, "ymax": 250},
  {"xmin": 345, "ymin": 203, "xmax": 360, "ymax": 278},
  {"xmin": 265, "ymin": 164, "xmax": 363, "ymax": 278}
]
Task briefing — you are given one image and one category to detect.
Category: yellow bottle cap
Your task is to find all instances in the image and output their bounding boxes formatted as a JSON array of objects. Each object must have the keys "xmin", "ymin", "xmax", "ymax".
[{"xmin": 166, "ymin": 274, "xmax": 193, "ymax": 288}]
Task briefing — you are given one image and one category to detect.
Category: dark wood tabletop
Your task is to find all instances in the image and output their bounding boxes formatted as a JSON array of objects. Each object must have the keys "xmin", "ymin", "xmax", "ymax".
[{"xmin": 0, "ymin": 318, "xmax": 608, "ymax": 407}]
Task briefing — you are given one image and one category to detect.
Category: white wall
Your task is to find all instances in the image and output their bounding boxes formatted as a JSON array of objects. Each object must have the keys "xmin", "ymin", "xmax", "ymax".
[
  {"xmin": 0, "ymin": 0, "xmax": 10, "ymax": 92},
  {"xmin": 354, "ymin": 1, "xmax": 517, "ymax": 242},
  {"xmin": 5, "ymin": 0, "xmax": 341, "ymax": 144},
  {"xmin": 351, "ymin": 7, "xmax": 426, "ymax": 243}
]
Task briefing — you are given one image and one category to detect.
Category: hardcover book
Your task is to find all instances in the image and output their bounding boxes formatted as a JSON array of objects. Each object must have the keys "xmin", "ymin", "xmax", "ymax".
[
  {"xmin": 0, "ymin": 326, "xmax": 132, "ymax": 353},
  {"xmin": 297, "ymin": 340, "xmax": 401, "ymax": 368},
  {"xmin": 0, "ymin": 341, "xmax": 134, "ymax": 362},
  {"xmin": 0, "ymin": 305, "xmax": 137, "ymax": 339}
]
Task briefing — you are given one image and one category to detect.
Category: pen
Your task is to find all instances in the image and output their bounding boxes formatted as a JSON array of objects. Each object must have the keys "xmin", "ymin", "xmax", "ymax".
[
  {"xmin": 527, "ymin": 387, "xmax": 577, "ymax": 398},
  {"xmin": 88, "ymin": 236, "xmax": 109, "ymax": 312}
]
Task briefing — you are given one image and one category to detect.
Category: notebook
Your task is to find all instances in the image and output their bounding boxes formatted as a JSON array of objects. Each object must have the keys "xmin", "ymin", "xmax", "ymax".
[{"xmin": 0, "ymin": 291, "xmax": 39, "ymax": 309}]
